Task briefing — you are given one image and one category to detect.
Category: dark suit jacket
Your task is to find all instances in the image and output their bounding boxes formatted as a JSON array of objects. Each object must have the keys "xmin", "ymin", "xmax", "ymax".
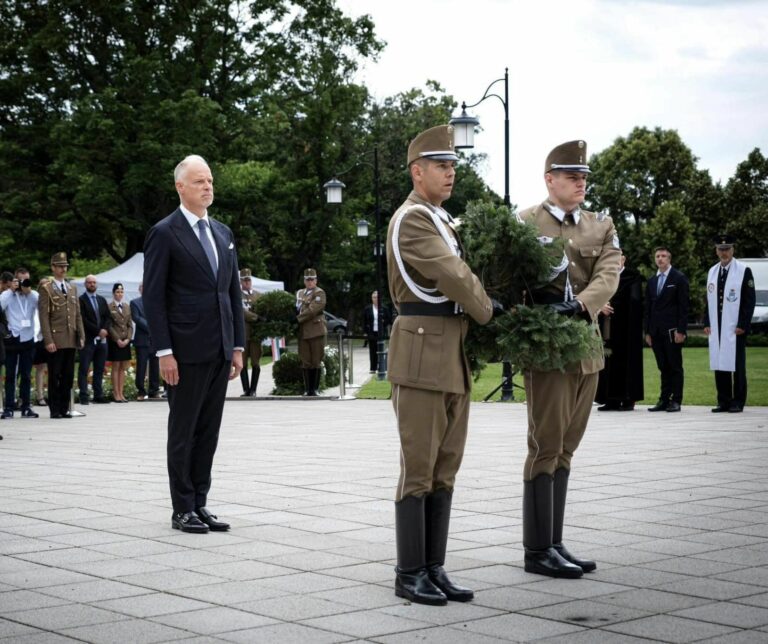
[
  {"xmin": 79, "ymin": 292, "xmax": 112, "ymax": 343},
  {"xmin": 363, "ymin": 303, "xmax": 392, "ymax": 336},
  {"xmin": 644, "ymin": 266, "xmax": 690, "ymax": 335},
  {"xmin": 130, "ymin": 296, "xmax": 152, "ymax": 349},
  {"xmin": 143, "ymin": 208, "xmax": 244, "ymax": 364}
]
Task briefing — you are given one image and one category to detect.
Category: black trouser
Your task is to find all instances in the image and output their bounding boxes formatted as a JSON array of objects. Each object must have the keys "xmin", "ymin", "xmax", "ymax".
[
  {"xmin": 47, "ymin": 348, "xmax": 76, "ymax": 416},
  {"xmin": 714, "ymin": 333, "xmax": 747, "ymax": 408},
  {"xmin": 135, "ymin": 345, "xmax": 160, "ymax": 395},
  {"xmin": 166, "ymin": 358, "xmax": 230, "ymax": 513},
  {"xmin": 4, "ymin": 337, "xmax": 35, "ymax": 411},
  {"xmin": 78, "ymin": 340, "xmax": 107, "ymax": 400},
  {"xmin": 651, "ymin": 331, "xmax": 684, "ymax": 403},
  {"xmin": 367, "ymin": 333, "xmax": 379, "ymax": 371}
]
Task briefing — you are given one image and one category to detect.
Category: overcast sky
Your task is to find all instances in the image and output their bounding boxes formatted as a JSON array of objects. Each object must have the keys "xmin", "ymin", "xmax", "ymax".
[{"xmin": 336, "ymin": 0, "xmax": 768, "ymax": 209}]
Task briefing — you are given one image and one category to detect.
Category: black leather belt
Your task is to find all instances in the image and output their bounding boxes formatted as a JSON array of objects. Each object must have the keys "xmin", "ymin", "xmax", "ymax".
[{"xmin": 399, "ymin": 302, "xmax": 460, "ymax": 316}]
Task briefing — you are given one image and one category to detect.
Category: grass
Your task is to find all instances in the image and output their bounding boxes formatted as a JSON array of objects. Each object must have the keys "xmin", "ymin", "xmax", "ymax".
[{"xmin": 356, "ymin": 347, "xmax": 768, "ymax": 406}]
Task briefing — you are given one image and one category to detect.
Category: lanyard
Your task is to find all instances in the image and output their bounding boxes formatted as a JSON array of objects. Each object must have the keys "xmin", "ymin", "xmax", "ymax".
[{"xmin": 14, "ymin": 293, "xmax": 30, "ymax": 319}]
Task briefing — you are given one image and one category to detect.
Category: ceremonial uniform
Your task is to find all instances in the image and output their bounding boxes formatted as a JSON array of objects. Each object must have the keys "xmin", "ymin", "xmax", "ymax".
[
  {"xmin": 519, "ymin": 140, "xmax": 620, "ymax": 579},
  {"xmin": 107, "ymin": 300, "xmax": 133, "ymax": 362},
  {"xmin": 239, "ymin": 268, "xmax": 262, "ymax": 396},
  {"xmin": 296, "ymin": 268, "xmax": 326, "ymax": 395},
  {"xmin": 38, "ymin": 253, "xmax": 85, "ymax": 418},
  {"xmin": 703, "ymin": 236, "xmax": 756, "ymax": 413},
  {"xmin": 387, "ymin": 125, "xmax": 493, "ymax": 606}
]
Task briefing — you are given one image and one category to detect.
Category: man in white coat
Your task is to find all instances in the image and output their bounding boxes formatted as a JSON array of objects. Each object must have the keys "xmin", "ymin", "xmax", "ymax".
[{"xmin": 703, "ymin": 235, "xmax": 756, "ymax": 413}]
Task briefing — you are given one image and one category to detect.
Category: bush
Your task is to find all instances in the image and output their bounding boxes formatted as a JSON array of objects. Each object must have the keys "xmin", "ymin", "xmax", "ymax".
[
  {"xmin": 252, "ymin": 290, "xmax": 298, "ymax": 342},
  {"xmin": 270, "ymin": 345, "xmax": 345, "ymax": 395}
]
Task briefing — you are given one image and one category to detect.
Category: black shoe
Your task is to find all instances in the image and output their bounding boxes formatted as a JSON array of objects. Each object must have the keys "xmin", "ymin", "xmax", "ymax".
[
  {"xmin": 395, "ymin": 568, "xmax": 447, "ymax": 606},
  {"xmin": 666, "ymin": 401, "xmax": 681, "ymax": 412},
  {"xmin": 171, "ymin": 511, "xmax": 209, "ymax": 533},
  {"xmin": 711, "ymin": 406, "xmax": 729, "ymax": 413},
  {"xmin": 79, "ymin": 397, "xmax": 90, "ymax": 405},
  {"xmin": 427, "ymin": 565, "xmax": 474, "ymax": 602},
  {"xmin": 619, "ymin": 401, "xmax": 635, "ymax": 411},
  {"xmin": 1, "ymin": 409, "xmax": 13, "ymax": 419},
  {"xmin": 648, "ymin": 401, "xmax": 668, "ymax": 412},
  {"xmin": 50, "ymin": 413, "xmax": 62, "ymax": 419},
  {"xmin": 525, "ymin": 547, "xmax": 584, "ymax": 578},
  {"xmin": 728, "ymin": 405, "xmax": 743, "ymax": 413},
  {"xmin": 93, "ymin": 397, "xmax": 111, "ymax": 404},
  {"xmin": 239, "ymin": 392, "xmax": 251, "ymax": 397},
  {"xmin": 61, "ymin": 412, "xmax": 73, "ymax": 418},
  {"xmin": 195, "ymin": 507, "xmax": 230, "ymax": 531},
  {"xmin": 597, "ymin": 404, "xmax": 620, "ymax": 411},
  {"xmin": 553, "ymin": 543, "xmax": 596, "ymax": 572},
  {"xmin": 21, "ymin": 409, "xmax": 39, "ymax": 418}
]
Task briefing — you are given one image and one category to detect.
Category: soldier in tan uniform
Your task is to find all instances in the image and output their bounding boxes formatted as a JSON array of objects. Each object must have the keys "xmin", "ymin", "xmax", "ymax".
[
  {"xmin": 518, "ymin": 141, "xmax": 620, "ymax": 578},
  {"xmin": 386, "ymin": 125, "xmax": 495, "ymax": 606},
  {"xmin": 296, "ymin": 268, "xmax": 326, "ymax": 396},
  {"xmin": 38, "ymin": 252, "xmax": 85, "ymax": 419},
  {"xmin": 239, "ymin": 268, "xmax": 262, "ymax": 397}
]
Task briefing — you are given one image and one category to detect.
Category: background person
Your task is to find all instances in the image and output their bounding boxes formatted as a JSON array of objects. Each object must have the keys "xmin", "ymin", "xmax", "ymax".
[
  {"xmin": 296, "ymin": 268, "xmax": 326, "ymax": 396},
  {"xmin": 239, "ymin": 268, "xmax": 262, "ymax": 397},
  {"xmin": 131, "ymin": 282, "xmax": 161, "ymax": 401},
  {"xmin": 363, "ymin": 290, "xmax": 391, "ymax": 373},
  {"xmin": 107, "ymin": 283, "xmax": 132, "ymax": 402},
  {"xmin": 703, "ymin": 235, "xmax": 756, "ymax": 413},
  {"xmin": 78, "ymin": 274, "xmax": 112, "ymax": 404},
  {"xmin": 33, "ymin": 278, "xmax": 50, "ymax": 406}
]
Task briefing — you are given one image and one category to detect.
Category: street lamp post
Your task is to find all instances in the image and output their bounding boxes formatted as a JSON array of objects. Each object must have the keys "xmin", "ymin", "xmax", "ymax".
[
  {"xmin": 451, "ymin": 67, "xmax": 514, "ymax": 400},
  {"xmin": 323, "ymin": 145, "xmax": 388, "ymax": 380}
]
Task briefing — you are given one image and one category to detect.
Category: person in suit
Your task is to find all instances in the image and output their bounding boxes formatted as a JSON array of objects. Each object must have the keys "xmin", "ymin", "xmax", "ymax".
[
  {"xmin": 38, "ymin": 252, "xmax": 85, "ymax": 419},
  {"xmin": 78, "ymin": 274, "xmax": 112, "ymax": 404},
  {"xmin": 296, "ymin": 268, "xmax": 326, "ymax": 396},
  {"xmin": 239, "ymin": 268, "xmax": 262, "ymax": 397},
  {"xmin": 703, "ymin": 235, "xmax": 756, "ymax": 413},
  {"xmin": 644, "ymin": 247, "xmax": 689, "ymax": 412},
  {"xmin": 33, "ymin": 278, "xmax": 50, "ymax": 407},
  {"xmin": 143, "ymin": 154, "xmax": 244, "ymax": 534},
  {"xmin": 387, "ymin": 125, "xmax": 495, "ymax": 606},
  {"xmin": 519, "ymin": 140, "xmax": 620, "ymax": 580},
  {"xmin": 131, "ymin": 282, "xmax": 161, "ymax": 401},
  {"xmin": 107, "ymin": 283, "xmax": 132, "ymax": 403},
  {"xmin": 362, "ymin": 290, "xmax": 391, "ymax": 374}
]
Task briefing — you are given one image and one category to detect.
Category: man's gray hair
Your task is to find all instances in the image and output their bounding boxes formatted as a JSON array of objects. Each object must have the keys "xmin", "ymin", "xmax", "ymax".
[{"xmin": 174, "ymin": 155, "xmax": 209, "ymax": 182}]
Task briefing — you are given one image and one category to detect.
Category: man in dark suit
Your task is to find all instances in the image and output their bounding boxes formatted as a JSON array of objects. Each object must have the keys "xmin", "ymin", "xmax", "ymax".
[
  {"xmin": 131, "ymin": 282, "xmax": 161, "ymax": 401},
  {"xmin": 362, "ymin": 290, "xmax": 392, "ymax": 374},
  {"xmin": 644, "ymin": 246, "xmax": 689, "ymax": 412},
  {"xmin": 78, "ymin": 275, "xmax": 112, "ymax": 404},
  {"xmin": 144, "ymin": 154, "xmax": 245, "ymax": 534}
]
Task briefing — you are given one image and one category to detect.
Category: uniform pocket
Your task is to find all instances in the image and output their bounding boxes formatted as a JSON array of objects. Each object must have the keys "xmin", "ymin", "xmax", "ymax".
[{"xmin": 397, "ymin": 317, "xmax": 444, "ymax": 385}]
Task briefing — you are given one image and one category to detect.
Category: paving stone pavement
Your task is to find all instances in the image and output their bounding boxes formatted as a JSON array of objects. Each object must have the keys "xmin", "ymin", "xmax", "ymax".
[{"xmin": 1, "ymin": 385, "xmax": 767, "ymax": 642}]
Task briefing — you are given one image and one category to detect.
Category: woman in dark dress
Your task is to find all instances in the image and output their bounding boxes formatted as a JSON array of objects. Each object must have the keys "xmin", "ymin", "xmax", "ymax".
[
  {"xmin": 107, "ymin": 283, "xmax": 132, "ymax": 402},
  {"xmin": 596, "ymin": 254, "xmax": 645, "ymax": 410}
]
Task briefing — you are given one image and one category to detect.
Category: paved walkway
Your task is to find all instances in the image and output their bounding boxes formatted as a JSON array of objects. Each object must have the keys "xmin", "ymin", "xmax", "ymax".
[{"xmin": 1, "ymin": 386, "xmax": 767, "ymax": 642}]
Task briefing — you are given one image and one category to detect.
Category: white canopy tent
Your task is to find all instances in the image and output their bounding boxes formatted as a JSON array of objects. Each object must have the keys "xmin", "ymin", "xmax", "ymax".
[{"xmin": 71, "ymin": 253, "xmax": 285, "ymax": 303}]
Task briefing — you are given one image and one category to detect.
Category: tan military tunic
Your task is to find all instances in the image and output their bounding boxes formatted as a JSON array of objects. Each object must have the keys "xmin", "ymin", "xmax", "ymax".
[
  {"xmin": 108, "ymin": 301, "xmax": 133, "ymax": 343},
  {"xmin": 296, "ymin": 286, "xmax": 327, "ymax": 368},
  {"xmin": 38, "ymin": 281, "xmax": 85, "ymax": 349},
  {"xmin": 242, "ymin": 290, "xmax": 263, "ymax": 366},
  {"xmin": 387, "ymin": 191, "xmax": 492, "ymax": 500},
  {"xmin": 519, "ymin": 202, "xmax": 620, "ymax": 480}
]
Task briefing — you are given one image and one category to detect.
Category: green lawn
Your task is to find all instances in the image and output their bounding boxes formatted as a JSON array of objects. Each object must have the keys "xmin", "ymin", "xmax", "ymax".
[{"xmin": 356, "ymin": 347, "xmax": 768, "ymax": 406}]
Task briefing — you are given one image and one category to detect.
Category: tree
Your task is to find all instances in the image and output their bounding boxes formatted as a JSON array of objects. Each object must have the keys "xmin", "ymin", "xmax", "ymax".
[{"xmin": 723, "ymin": 148, "xmax": 768, "ymax": 257}]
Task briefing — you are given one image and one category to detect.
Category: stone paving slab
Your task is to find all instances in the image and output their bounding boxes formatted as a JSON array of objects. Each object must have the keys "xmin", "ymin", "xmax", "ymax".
[{"xmin": 1, "ymin": 395, "xmax": 767, "ymax": 642}]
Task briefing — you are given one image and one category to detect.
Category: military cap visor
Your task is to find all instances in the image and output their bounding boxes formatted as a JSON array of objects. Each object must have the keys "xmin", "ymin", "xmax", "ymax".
[
  {"xmin": 547, "ymin": 164, "xmax": 591, "ymax": 174},
  {"xmin": 713, "ymin": 234, "xmax": 736, "ymax": 248}
]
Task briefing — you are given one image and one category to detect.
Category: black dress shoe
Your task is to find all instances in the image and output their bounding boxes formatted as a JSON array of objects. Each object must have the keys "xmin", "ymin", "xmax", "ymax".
[
  {"xmin": 524, "ymin": 547, "xmax": 583, "ymax": 578},
  {"xmin": 21, "ymin": 409, "xmax": 39, "ymax": 418},
  {"xmin": 1, "ymin": 409, "xmax": 14, "ymax": 419},
  {"xmin": 93, "ymin": 397, "xmax": 111, "ymax": 404},
  {"xmin": 79, "ymin": 398, "xmax": 90, "ymax": 405},
  {"xmin": 427, "ymin": 565, "xmax": 474, "ymax": 602},
  {"xmin": 648, "ymin": 401, "xmax": 668, "ymax": 412},
  {"xmin": 711, "ymin": 406, "xmax": 729, "ymax": 413},
  {"xmin": 61, "ymin": 412, "xmax": 73, "ymax": 418},
  {"xmin": 597, "ymin": 404, "xmax": 620, "ymax": 412},
  {"xmin": 195, "ymin": 507, "xmax": 230, "ymax": 531},
  {"xmin": 553, "ymin": 543, "xmax": 596, "ymax": 573},
  {"xmin": 395, "ymin": 568, "xmax": 447, "ymax": 605},
  {"xmin": 666, "ymin": 402, "xmax": 681, "ymax": 412},
  {"xmin": 172, "ymin": 511, "xmax": 209, "ymax": 533},
  {"xmin": 728, "ymin": 405, "xmax": 743, "ymax": 413},
  {"xmin": 50, "ymin": 413, "xmax": 62, "ymax": 419}
]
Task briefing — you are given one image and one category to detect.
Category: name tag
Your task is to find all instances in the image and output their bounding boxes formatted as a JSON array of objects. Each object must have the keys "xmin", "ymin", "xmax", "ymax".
[{"xmin": 21, "ymin": 320, "xmax": 31, "ymax": 328}]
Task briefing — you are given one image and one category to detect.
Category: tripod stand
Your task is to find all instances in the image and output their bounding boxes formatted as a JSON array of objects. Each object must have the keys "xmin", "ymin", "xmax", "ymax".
[{"xmin": 483, "ymin": 360, "xmax": 525, "ymax": 402}]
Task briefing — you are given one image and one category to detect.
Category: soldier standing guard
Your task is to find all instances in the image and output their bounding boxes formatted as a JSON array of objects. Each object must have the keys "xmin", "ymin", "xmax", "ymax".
[
  {"xmin": 239, "ymin": 269, "xmax": 262, "ymax": 397},
  {"xmin": 296, "ymin": 268, "xmax": 326, "ymax": 396},
  {"xmin": 518, "ymin": 141, "xmax": 620, "ymax": 578},
  {"xmin": 38, "ymin": 252, "xmax": 85, "ymax": 419},
  {"xmin": 703, "ymin": 235, "xmax": 756, "ymax": 413},
  {"xmin": 386, "ymin": 125, "xmax": 495, "ymax": 606}
]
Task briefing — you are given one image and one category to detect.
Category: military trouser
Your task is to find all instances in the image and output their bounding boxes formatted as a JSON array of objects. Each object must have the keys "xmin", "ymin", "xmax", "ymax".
[
  {"xmin": 298, "ymin": 335, "xmax": 326, "ymax": 368},
  {"xmin": 391, "ymin": 384, "xmax": 469, "ymax": 501},
  {"xmin": 523, "ymin": 370, "xmax": 598, "ymax": 480},
  {"xmin": 244, "ymin": 338, "xmax": 263, "ymax": 370}
]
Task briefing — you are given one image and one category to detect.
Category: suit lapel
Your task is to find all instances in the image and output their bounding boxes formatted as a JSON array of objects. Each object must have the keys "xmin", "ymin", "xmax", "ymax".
[{"xmin": 170, "ymin": 209, "xmax": 217, "ymax": 286}]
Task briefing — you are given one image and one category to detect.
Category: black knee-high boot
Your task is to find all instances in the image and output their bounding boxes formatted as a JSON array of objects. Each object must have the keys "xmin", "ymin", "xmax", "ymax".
[
  {"xmin": 425, "ymin": 488, "xmax": 474, "ymax": 601},
  {"xmin": 395, "ymin": 495, "xmax": 447, "ymax": 606},
  {"xmin": 313, "ymin": 368, "xmax": 322, "ymax": 394},
  {"xmin": 523, "ymin": 473, "xmax": 583, "ymax": 578},
  {"xmin": 240, "ymin": 368, "xmax": 250, "ymax": 396},
  {"xmin": 302, "ymin": 368, "xmax": 313, "ymax": 396},
  {"xmin": 552, "ymin": 468, "xmax": 596, "ymax": 572},
  {"xmin": 248, "ymin": 366, "xmax": 260, "ymax": 396}
]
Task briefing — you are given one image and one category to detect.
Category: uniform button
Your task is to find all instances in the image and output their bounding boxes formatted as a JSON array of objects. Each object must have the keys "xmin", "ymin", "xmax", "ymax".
[
  {"xmin": 571, "ymin": 261, "xmax": 576, "ymax": 267},
  {"xmin": 568, "ymin": 239, "xmax": 573, "ymax": 244},
  {"xmin": 418, "ymin": 327, "xmax": 424, "ymax": 334},
  {"xmin": 592, "ymin": 250, "xmax": 598, "ymax": 256}
]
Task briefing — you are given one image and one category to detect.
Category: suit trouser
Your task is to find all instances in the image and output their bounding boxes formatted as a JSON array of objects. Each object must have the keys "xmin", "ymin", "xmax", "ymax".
[
  {"xmin": 714, "ymin": 334, "xmax": 747, "ymax": 408},
  {"xmin": 367, "ymin": 334, "xmax": 379, "ymax": 371},
  {"xmin": 523, "ymin": 370, "xmax": 598, "ymax": 480},
  {"xmin": 244, "ymin": 338, "xmax": 262, "ymax": 369},
  {"xmin": 391, "ymin": 384, "xmax": 470, "ymax": 501},
  {"xmin": 299, "ymin": 335, "xmax": 326, "ymax": 368},
  {"xmin": 78, "ymin": 340, "xmax": 107, "ymax": 400},
  {"xmin": 166, "ymin": 358, "xmax": 230, "ymax": 512},
  {"xmin": 4, "ymin": 338, "xmax": 35, "ymax": 410},
  {"xmin": 135, "ymin": 345, "xmax": 160, "ymax": 395},
  {"xmin": 47, "ymin": 348, "xmax": 76, "ymax": 416},
  {"xmin": 650, "ymin": 331, "xmax": 684, "ymax": 403}
]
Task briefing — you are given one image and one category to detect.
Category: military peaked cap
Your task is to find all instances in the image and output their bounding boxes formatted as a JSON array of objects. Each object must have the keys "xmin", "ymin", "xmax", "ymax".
[
  {"xmin": 240, "ymin": 268, "xmax": 252, "ymax": 279},
  {"xmin": 545, "ymin": 140, "xmax": 590, "ymax": 174},
  {"xmin": 50, "ymin": 252, "xmax": 69, "ymax": 266},
  {"xmin": 304, "ymin": 268, "xmax": 318, "ymax": 279},
  {"xmin": 407, "ymin": 125, "xmax": 459, "ymax": 166},
  {"xmin": 713, "ymin": 234, "xmax": 736, "ymax": 248}
]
